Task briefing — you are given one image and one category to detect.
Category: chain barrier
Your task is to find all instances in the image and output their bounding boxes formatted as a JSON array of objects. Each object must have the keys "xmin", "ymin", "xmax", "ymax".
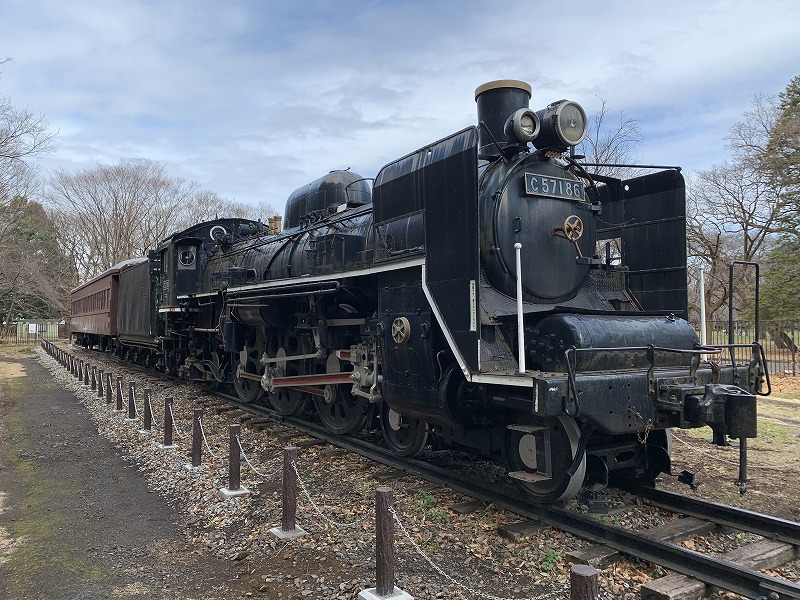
[
  {"xmin": 291, "ymin": 460, "xmax": 373, "ymax": 528},
  {"xmin": 388, "ymin": 506, "xmax": 568, "ymax": 600},
  {"xmin": 234, "ymin": 435, "xmax": 280, "ymax": 479},
  {"xmin": 131, "ymin": 387, "xmax": 139, "ymax": 415},
  {"xmin": 148, "ymin": 393, "xmax": 159, "ymax": 430},
  {"xmin": 169, "ymin": 404, "xmax": 184, "ymax": 438},
  {"xmin": 671, "ymin": 431, "xmax": 798, "ymax": 470},
  {"xmin": 198, "ymin": 416, "xmax": 218, "ymax": 458}
]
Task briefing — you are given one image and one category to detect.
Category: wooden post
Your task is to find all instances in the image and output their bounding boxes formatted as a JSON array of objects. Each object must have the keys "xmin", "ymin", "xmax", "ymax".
[
  {"xmin": 83, "ymin": 362, "xmax": 89, "ymax": 385},
  {"xmin": 105, "ymin": 372, "xmax": 113, "ymax": 404},
  {"xmin": 281, "ymin": 446, "xmax": 299, "ymax": 532},
  {"xmin": 268, "ymin": 446, "xmax": 302, "ymax": 536},
  {"xmin": 91, "ymin": 366, "xmax": 96, "ymax": 390},
  {"xmin": 219, "ymin": 423, "xmax": 250, "ymax": 499},
  {"xmin": 375, "ymin": 486, "xmax": 395, "ymax": 597},
  {"xmin": 570, "ymin": 564, "xmax": 598, "ymax": 600},
  {"xmin": 142, "ymin": 387, "xmax": 152, "ymax": 431},
  {"xmin": 97, "ymin": 369, "xmax": 104, "ymax": 399},
  {"xmin": 116, "ymin": 376, "xmax": 124, "ymax": 411},
  {"xmin": 191, "ymin": 408, "xmax": 203, "ymax": 467},
  {"xmin": 228, "ymin": 423, "xmax": 241, "ymax": 491},
  {"xmin": 128, "ymin": 381, "xmax": 137, "ymax": 419},
  {"xmin": 163, "ymin": 397, "xmax": 174, "ymax": 447}
]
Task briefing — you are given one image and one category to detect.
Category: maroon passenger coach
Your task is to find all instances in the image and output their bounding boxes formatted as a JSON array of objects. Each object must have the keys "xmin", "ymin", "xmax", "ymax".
[{"xmin": 70, "ymin": 258, "xmax": 147, "ymax": 350}]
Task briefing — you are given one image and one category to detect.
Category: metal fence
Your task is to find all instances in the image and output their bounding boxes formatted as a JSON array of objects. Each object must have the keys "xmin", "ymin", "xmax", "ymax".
[
  {"xmin": 0, "ymin": 321, "xmax": 66, "ymax": 345},
  {"xmin": 691, "ymin": 319, "xmax": 798, "ymax": 376}
]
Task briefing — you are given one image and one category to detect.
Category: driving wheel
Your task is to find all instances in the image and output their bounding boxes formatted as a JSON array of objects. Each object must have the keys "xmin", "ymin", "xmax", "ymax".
[{"xmin": 315, "ymin": 353, "xmax": 371, "ymax": 434}]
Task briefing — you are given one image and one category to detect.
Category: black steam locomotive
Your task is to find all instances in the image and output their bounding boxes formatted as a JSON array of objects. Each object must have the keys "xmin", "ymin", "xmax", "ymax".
[{"xmin": 72, "ymin": 80, "xmax": 765, "ymax": 503}]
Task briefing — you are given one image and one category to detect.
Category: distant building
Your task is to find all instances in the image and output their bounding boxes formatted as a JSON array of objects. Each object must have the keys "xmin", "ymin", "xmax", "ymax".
[{"xmin": 0, "ymin": 319, "xmax": 65, "ymax": 344}]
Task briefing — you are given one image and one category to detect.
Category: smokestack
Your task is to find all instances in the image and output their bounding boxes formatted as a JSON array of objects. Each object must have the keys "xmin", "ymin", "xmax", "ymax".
[{"xmin": 475, "ymin": 80, "xmax": 532, "ymax": 159}]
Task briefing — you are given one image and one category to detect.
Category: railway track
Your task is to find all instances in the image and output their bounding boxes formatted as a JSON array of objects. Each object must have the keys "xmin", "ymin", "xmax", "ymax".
[
  {"xmin": 58, "ymin": 344, "xmax": 800, "ymax": 599},
  {"xmin": 214, "ymin": 392, "xmax": 800, "ymax": 600}
]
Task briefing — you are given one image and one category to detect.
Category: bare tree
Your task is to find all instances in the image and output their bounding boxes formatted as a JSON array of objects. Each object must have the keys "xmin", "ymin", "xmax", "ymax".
[
  {"xmin": 686, "ymin": 92, "xmax": 784, "ymax": 325},
  {"xmin": 0, "ymin": 75, "xmax": 54, "ymax": 235},
  {"xmin": 0, "ymin": 59, "xmax": 55, "ymax": 210},
  {"xmin": 47, "ymin": 158, "xmax": 280, "ymax": 283},
  {"xmin": 576, "ymin": 98, "xmax": 644, "ymax": 179},
  {"xmin": 47, "ymin": 159, "xmax": 199, "ymax": 280},
  {"xmin": 0, "ymin": 60, "xmax": 59, "ymax": 321},
  {"xmin": 176, "ymin": 191, "xmax": 278, "ymax": 229}
]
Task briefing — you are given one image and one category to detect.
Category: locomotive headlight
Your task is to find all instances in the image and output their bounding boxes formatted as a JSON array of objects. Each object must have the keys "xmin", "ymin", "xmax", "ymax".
[
  {"xmin": 504, "ymin": 108, "xmax": 541, "ymax": 144},
  {"xmin": 533, "ymin": 100, "xmax": 588, "ymax": 151}
]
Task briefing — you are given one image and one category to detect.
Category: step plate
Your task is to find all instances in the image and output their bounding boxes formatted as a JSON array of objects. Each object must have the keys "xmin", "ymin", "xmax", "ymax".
[{"xmin": 508, "ymin": 470, "xmax": 551, "ymax": 483}]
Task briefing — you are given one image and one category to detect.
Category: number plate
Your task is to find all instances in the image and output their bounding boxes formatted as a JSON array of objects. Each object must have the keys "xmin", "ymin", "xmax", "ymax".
[{"xmin": 524, "ymin": 173, "xmax": 585, "ymax": 201}]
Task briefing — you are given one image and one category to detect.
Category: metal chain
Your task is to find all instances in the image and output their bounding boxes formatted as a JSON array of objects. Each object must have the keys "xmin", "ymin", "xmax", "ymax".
[
  {"xmin": 627, "ymin": 406, "xmax": 653, "ymax": 445},
  {"xmin": 147, "ymin": 393, "xmax": 159, "ymax": 431},
  {"xmin": 389, "ymin": 506, "xmax": 568, "ymax": 600},
  {"xmin": 291, "ymin": 461, "xmax": 373, "ymax": 528},
  {"xmin": 234, "ymin": 435, "xmax": 280, "ymax": 479},
  {"xmin": 197, "ymin": 416, "xmax": 218, "ymax": 457}
]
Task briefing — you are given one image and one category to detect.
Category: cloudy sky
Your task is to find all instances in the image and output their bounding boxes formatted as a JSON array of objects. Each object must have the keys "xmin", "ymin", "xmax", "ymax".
[{"xmin": 1, "ymin": 0, "xmax": 798, "ymax": 213}]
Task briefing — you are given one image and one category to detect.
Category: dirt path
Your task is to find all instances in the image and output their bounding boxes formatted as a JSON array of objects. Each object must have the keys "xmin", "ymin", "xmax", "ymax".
[{"xmin": 0, "ymin": 351, "xmax": 255, "ymax": 599}]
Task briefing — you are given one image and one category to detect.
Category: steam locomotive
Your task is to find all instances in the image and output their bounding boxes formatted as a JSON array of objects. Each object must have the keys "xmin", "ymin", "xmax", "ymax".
[{"xmin": 71, "ymin": 80, "xmax": 765, "ymax": 503}]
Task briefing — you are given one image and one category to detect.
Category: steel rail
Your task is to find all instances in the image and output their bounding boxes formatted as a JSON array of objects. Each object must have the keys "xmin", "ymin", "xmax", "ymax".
[
  {"xmin": 622, "ymin": 484, "xmax": 800, "ymax": 546},
  {"xmin": 275, "ymin": 414, "xmax": 800, "ymax": 600}
]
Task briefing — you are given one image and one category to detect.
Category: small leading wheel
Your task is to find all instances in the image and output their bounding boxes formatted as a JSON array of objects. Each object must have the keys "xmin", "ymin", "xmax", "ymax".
[
  {"xmin": 232, "ymin": 338, "xmax": 264, "ymax": 404},
  {"xmin": 268, "ymin": 347, "xmax": 308, "ymax": 416},
  {"xmin": 503, "ymin": 415, "xmax": 586, "ymax": 504},
  {"xmin": 379, "ymin": 403, "xmax": 428, "ymax": 457},
  {"xmin": 315, "ymin": 353, "xmax": 371, "ymax": 435}
]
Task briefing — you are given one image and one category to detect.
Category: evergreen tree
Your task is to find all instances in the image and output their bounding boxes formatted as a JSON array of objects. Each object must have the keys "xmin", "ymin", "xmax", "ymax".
[
  {"xmin": 759, "ymin": 237, "xmax": 800, "ymax": 322},
  {"xmin": 0, "ymin": 196, "xmax": 73, "ymax": 322},
  {"xmin": 766, "ymin": 75, "xmax": 800, "ymax": 237}
]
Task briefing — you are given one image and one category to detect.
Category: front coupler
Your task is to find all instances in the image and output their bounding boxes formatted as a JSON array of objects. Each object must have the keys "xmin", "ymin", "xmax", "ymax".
[{"xmin": 685, "ymin": 383, "xmax": 757, "ymax": 494}]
